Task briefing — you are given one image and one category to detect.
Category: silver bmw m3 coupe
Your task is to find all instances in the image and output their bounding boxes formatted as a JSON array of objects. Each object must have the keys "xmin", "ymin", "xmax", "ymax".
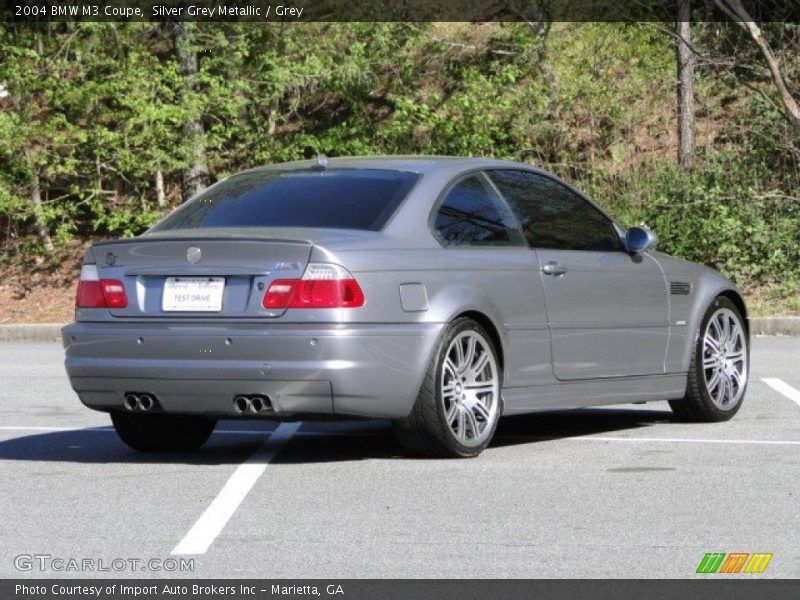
[{"xmin": 62, "ymin": 156, "xmax": 750, "ymax": 457}]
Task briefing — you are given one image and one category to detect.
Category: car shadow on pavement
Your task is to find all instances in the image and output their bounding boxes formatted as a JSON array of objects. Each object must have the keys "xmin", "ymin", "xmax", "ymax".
[
  {"xmin": 0, "ymin": 426, "xmax": 268, "ymax": 465},
  {"xmin": 490, "ymin": 407, "xmax": 675, "ymax": 448},
  {"xmin": 0, "ymin": 407, "xmax": 675, "ymax": 464},
  {"xmin": 273, "ymin": 407, "xmax": 676, "ymax": 463}
]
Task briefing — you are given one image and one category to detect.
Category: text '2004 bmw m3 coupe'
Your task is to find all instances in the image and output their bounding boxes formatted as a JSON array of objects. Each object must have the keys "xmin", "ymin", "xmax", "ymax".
[{"xmin": 62, "ymin": 156, "xmax": 750, "ymax": 457}]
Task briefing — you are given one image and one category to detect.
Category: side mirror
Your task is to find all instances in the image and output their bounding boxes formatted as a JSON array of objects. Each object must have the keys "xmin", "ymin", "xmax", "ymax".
[{"xmin": 626, "ymin": 226, "xmax": 659, "ymax": 254}]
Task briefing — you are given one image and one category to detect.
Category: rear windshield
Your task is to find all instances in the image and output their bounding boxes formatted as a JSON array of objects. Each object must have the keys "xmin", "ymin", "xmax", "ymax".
[{"xmin": 151, "ymin": 169, "xmax": 419, "ymax": 232}]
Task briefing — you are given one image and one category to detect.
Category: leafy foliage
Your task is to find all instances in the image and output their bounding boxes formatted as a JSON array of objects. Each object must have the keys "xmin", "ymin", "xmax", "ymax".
[{"xmin": 0, "ymin": 21, "xmax": 798, "ymax": 295}]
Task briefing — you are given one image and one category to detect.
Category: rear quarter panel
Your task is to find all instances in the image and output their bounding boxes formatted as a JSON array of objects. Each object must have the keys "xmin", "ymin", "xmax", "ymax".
[{"xmin": 312, "ymin": 244, "xmax": 554, "ymax": 388}]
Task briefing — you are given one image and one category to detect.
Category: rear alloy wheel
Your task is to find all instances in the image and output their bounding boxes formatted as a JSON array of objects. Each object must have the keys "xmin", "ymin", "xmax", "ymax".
[
  {"xmin": 110, "ymin": 412, "xmax": 217, "ymax": 453},
  {"xmin": 393, "ymin": 317, "xmax": 502, "ymax": 458},
  {"xmin": 670, "ymin": 296, "xmax": 749, "ymax": 421}
]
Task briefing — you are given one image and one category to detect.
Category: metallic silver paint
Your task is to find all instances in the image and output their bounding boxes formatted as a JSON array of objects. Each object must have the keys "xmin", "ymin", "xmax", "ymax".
[
  {"xmin": 62, "ymin": 156, "xmax": 748, "ymax": 421},
  {"xmin": 63, "ymin": 321, "xmax": 443, "ymax": 419}
]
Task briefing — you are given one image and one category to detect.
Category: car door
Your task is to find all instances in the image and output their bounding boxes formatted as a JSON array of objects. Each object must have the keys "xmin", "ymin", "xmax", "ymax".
[
  {"xmin": 431, "ymin": 172, "xmax": 552, "ymax": 388},
  {"xmin": 487, "ymin": 169, "xmax": 669, "ymax": 380}
]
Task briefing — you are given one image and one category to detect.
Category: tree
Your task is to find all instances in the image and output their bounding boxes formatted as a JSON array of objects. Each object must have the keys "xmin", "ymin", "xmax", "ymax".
[
  {"xmin": 0, "ymin": 24, "xmax": 86, "ymax": 253},
  {"xmin": 172, "ymin": 21, "xmax": 210, "ymax": 200},
  {"xmin": 713, "ymin": 0, "xmax": 800, "ymax": 132},
  {"xmin": 90, "ymin": 24, "xmax": 186, "ymax": 211},
  {"xmin": 676, "ymin": 0, "xmax": 696, "ymax": 169}
]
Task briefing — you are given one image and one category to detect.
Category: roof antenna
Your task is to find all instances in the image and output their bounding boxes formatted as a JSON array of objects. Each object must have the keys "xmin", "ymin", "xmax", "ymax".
[{"xmin": 312, "ymin": 153, "xmax": 329, "ymax": 171}]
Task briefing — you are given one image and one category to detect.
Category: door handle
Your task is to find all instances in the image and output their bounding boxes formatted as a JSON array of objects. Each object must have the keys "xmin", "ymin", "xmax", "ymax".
[{"xmin": 542, "ymin": 261, "xmax": 568, "ymax": 276}]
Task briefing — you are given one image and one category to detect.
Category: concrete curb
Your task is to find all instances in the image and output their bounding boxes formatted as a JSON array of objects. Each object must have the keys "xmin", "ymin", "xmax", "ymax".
[
  {"xmin": 750, "ymin": 316, "xmax": 800, "ymax": 337},
  {"xmin": 1, "ymin": 317, "xmax": 799, "ymax": 342},
  {"xmin": 0, "ymin": 324, "xmax": 64, "ymax": 342}
]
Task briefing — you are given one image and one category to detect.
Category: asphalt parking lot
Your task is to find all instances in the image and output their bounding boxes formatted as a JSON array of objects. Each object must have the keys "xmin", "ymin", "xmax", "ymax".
[{"xmin": 1, "ymin": 337, "xmax": 798, "ymax": 579}]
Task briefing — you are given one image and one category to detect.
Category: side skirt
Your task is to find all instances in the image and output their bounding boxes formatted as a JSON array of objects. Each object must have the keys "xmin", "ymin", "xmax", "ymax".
[{"xmin": 501, "ymin": 373, "xmax": 687, "ymax": 415}]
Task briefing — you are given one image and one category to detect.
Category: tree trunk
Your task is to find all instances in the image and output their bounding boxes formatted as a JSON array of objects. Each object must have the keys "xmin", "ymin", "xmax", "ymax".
[
  {"xmin": 676, "ymin": 0, "xmax": 695, "ymax": 170},
  {"xmin": 155, "ymin": 168, "xmax": 166, "ymax": 208},
  {"xmin": 24, "ymin": 147, "xmax": 54, "ymax": 254},
  {"xmin": 714, "ymin": 0, "xmax": 800, "ymax": 132},
  {"xmin": 172, "ymin": 22, "xmax": 210, "ymax": 200},
  {"xmin": 267, "ymin": 105, "xmax": 278, "ymax": 136}
]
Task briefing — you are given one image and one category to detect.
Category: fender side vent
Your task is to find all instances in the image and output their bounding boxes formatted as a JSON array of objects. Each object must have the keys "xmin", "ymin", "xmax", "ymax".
[{"xmin": 670, "ymin": 281, "xmax": 692, "ymax": 295}]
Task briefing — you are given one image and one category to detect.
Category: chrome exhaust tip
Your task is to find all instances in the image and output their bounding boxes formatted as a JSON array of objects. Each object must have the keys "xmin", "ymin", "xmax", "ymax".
[
  {"xmin": 251, "ymin": 395, "xmax": 272, "ymax": 414},
  {"xmin": 139, "ymin": 394, "xmax": 155, "ymax": 411},
  {"xmin": 233, "ymin": 395, "xmax": 251, "ymax": 414},
  {"xmin": 233, "ymin": 394, "xmax": 272, "ymax": 415},
  {"xmin": 124, "ymin": 394, "xmax": 139, "ymax": 411}
]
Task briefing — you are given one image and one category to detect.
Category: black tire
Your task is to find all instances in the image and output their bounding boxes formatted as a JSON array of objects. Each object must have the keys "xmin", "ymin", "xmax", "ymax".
[
  {"xmin": 669, "ymin": 296, "xmax": 749, "ymax": 422},
  {"xmin": 392, "ymin": 317, "xmax": 503, "ymax": 458},
  {"xmin": 110, "ymin": 411, "xmax": 216, "ymax": 453}
]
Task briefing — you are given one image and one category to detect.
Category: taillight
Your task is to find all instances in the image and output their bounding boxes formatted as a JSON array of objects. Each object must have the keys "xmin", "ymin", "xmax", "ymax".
[
  {"xmin": 263, "ymin": 263, "xmax": 365, "ymax": 309},
  {"xmin": 75, "ymin": 265, "xmax": 128, "ymax": 309}
]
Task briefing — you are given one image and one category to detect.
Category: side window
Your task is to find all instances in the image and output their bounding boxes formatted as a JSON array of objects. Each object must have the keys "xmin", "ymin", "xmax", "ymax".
[
  {"xmin": 434, "ymin": 174, "xmax": 525, "ymax": 247},
  {"xmin": 488, "ymin": 170, "xmax": 623, "ymax": 252}
]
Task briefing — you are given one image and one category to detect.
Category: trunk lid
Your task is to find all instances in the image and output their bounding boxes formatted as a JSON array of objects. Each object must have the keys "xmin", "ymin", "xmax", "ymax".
[{"xmin": 89, "ymin": 236, "xmax": 312, "ymax": 318}]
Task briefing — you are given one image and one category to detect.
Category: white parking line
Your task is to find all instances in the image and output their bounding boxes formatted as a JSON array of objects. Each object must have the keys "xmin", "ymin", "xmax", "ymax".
[
  {"xmin": 510, "ymin": 435, "xmax": 800, "ymax": 446},
  {"xmin": 171, "ymin": 422, "xmax": 301, "ymax": 556},
  {"xmin": 763, "ymin": 378, "xmax": 800, "ymax": 408}
]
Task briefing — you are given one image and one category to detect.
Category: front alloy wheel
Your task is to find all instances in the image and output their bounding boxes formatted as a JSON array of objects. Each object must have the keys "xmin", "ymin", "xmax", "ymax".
[
  {"xmin": 392, "ymin": 317, "xmax": 502, "ymax": 458},
  {"xmin": 702, "ymin": 307, "xmax": 748, "ymax": 410},
  {"xmin": 670, "ymin": 296, "xmax": 749, "ymax": 421}
]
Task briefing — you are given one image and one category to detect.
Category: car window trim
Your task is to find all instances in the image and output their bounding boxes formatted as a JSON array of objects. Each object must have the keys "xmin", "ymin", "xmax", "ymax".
[
  {"xmin": 428, "ymin": 170, "xmax": 527, "ymax": 249},
  {"xmin": 485, "ymin": 168, "xmax": 627, "ymax": 253}
]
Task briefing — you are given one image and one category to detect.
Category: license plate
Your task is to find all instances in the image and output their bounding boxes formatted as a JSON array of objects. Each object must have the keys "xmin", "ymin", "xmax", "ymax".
[{"xmin": 162, "ymin": 277, "xmax": 225, "ymax": 312}]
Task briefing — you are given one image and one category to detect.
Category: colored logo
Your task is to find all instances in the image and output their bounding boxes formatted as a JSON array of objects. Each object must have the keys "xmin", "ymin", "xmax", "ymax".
[{"xmin": 696, "ymin": 552, "xmax": 773, "ymax": 574}]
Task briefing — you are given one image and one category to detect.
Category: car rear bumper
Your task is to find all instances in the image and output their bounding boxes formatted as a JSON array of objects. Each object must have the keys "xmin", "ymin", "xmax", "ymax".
[{"xmin": 62, "ymin": 321, "xmax": 444, "ymax": 419}]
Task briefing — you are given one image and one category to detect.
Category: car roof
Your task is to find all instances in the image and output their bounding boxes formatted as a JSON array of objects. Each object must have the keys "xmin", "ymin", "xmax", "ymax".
[{"xmin": 243, "ymin": 155, "xmax": 540, "ymax": 176}]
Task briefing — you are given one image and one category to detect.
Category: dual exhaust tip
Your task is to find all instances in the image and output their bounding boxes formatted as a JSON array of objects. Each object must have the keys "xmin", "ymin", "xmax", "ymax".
[
  {"xmin": 124, "ymin": 392, "xmax": 270, "ymax": 415},
  {"xmin": 233, "ymin": 395, "xmax": 273, "ymax": 415},
  {"xmin": 124, "ymin": 393, "xmax": 157, "ymax": 412}
]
